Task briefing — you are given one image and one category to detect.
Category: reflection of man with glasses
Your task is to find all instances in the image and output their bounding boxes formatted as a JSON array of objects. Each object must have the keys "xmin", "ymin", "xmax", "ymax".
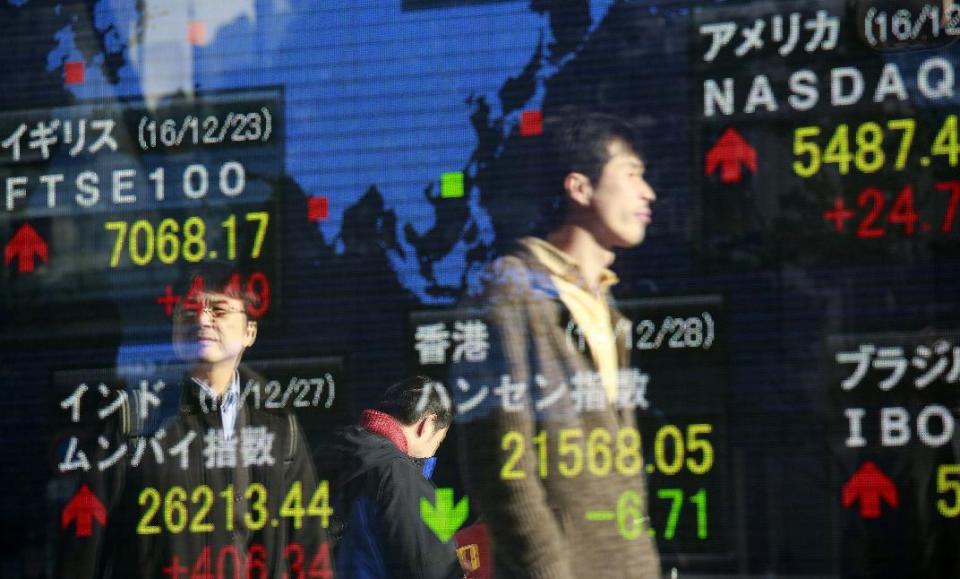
[{"xmin": 59, "ymin": 264, "xmax": 328, "ymax": 579}]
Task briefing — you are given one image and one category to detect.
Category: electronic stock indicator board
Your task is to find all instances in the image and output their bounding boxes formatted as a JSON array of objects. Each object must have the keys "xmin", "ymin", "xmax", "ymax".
[
  {"xmin": 693, "ymin": 1, "xmax": 960, "ymax": 574},
  {"xmin": 408, "ymin": 295, "xmax": 730, "ymax": 566},
  {"xmin": 694, "ymin": 0, "xmax": 960, "ymax": 268},
  {"xmin": 0, "ymin": 88, "xmax": 284, "ymax": 340},
  {"xmin": 5, "ymin": 0, "xmax": 960, "ymax": 577}
]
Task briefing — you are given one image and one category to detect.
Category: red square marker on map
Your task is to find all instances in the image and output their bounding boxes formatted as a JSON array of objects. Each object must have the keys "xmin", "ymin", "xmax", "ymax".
[
  {"xmin": 188, "ymin": 21, "xmax": 208, "ymax": 46},
  {"xmin": 308, "ymin": 196, "xmax": 329, "ymax": 222},
  {"xmin": 520, "ymin": 110, "xmax": 542, "ymax": 136},
  {"xmin": 64, "ymin": 61, "xmax": 85, "ymax": 85}
]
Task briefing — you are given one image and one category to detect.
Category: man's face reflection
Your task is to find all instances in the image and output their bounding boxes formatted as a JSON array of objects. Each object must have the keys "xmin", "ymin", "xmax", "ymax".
[{"xmin": 173, "ymin": 291, "xmax": 257, "ymax": 366}]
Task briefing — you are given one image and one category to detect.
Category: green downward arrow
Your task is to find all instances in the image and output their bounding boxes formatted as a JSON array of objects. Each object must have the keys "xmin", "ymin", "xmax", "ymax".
[{"xmin": 420, "ymin": 487, "xmax": 469, "ymax": 543}]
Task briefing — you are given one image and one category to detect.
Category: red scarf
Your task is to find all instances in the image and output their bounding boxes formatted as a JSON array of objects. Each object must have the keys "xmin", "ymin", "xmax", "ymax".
[{"xmin": 360, "ymin": 409, "xmax": 409, "ymax": 454}]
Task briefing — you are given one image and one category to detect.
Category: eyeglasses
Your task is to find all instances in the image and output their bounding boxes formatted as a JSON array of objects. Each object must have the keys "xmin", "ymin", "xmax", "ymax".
[{"xmin": 175, "ymin": 301, "xmax": 246, "ymax": 321}]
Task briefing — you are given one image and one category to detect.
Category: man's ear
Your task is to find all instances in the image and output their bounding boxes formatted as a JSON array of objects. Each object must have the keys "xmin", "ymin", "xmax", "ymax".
[
  {"xmin": 244, "ymin": 320, "xmax": 258, "ymax": 348},
  {"xmin": 563, "ymin": 172, "xmax": 593, "ymax": 208},
  {"xmin": 416, "ymin": 414, "xmax": 436, "ymax": 437}
]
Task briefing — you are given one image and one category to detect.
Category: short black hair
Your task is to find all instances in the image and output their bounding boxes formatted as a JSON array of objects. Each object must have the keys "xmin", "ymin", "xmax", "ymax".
[
  {"xmin": 375, "ymin": 375, "xmax": 454, "ymax": 430},
  {"xmin": 533, "ymin": 108, "xmax": 644, "ymax": 233}
]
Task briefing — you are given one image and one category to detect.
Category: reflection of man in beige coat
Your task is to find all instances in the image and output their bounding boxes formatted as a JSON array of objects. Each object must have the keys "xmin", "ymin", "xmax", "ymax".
[{"xmin": 454, "ymin": 110, "xmax": 660, "ymax": 579}]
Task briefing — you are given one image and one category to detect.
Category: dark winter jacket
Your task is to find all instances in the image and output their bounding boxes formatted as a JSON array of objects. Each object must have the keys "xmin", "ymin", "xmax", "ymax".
[{"xmin": 329, "ymin": 410, "xmax": 463, "ymax": 579}]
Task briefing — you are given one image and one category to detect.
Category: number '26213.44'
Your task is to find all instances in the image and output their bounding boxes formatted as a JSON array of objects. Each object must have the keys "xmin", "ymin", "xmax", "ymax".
[{"xmin": 137, "ymin": 481, "xmax": 332, "ymax": 535}]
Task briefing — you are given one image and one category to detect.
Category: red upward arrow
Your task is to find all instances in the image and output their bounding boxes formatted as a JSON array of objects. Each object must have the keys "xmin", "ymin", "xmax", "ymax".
[
  {"xmin": 4, "ymin": 223, "xmax": 48, "ymax": 273},
  {"xmin": 842, "ymin": 461, "xmax": 899, "ymax": 519},
  {"xmin": 61, "ymin": 484, "xmax": 106, "ymax": 537},
  {"xmin": 705, "ymin": 127, "xmax": 757, "ymax": 184}
]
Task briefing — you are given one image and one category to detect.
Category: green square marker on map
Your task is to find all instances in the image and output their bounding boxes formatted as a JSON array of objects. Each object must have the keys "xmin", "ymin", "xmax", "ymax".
[{"xmin": 441, "ymin": 171, "xmax": 464, "ymax": 198}]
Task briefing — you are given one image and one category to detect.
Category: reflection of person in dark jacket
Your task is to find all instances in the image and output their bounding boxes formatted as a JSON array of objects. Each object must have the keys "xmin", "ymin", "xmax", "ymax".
[
  {"xmin": 329, "ymin": 375, "xmax": 464, "ymax": 579},
  {"xmin": 58, "ymin": 265, "xmax": 328, "ymax": 578}
]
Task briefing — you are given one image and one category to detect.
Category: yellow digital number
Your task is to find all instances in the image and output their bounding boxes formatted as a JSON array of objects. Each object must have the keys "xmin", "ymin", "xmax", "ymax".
[
  {"xmin": 163, "ymin": 486, "xmax": 188, "ymax": 534},
  {"xmin": 932, "ymin": 115, "xmax": 960, "ymax": 166},
  {"xmin": 189, "ymin": 485, "xmax": 215, "ymax": 533},
  {"xmin": 793, "ymin": 126, "xmax": 821, "ymax": 177},
  {"xmin": 655, "ymin": 425, "xmax": 684, "ymax": 476},
  {"xmin": 557, "ymin": 428, "xmax": 584, "ymax": 478},
  {"xmin": 532, "ymin": 430, "xmax": 548, "ymax": 479},
  {"xmin": 854, "ymin": 122, "xmax": 885, "ymax": 173},
  {"xmin": 103, "ymin": 213, "xmax": 267, "ymax": 267},
  {"xmin": 182, "ymin": 216, "xmax": 207, "ymax": 262},
  {"xmin": 104, "ymin": 221, "xmax": 127, "ymax": 267},
  {"xmin": 587, "ymin": 428, "xmax": 613, "ymax": 477},
  {"xmin": 156, "ymin": 218, "xmax": 180, "ymax": 264},
  {"xmin": 244, "ymin": 483, "xmax": 268, "ymax": 530},
  {"xmin": 615, "ymin": 427, "xmax": 642, "ymax": 476},
  {"xmin": 222, "ymin": 214, "xmax": 237, "ymax": 260},
  {"xmin": 246, "ymin": 212, "xmax": 269, "ymax": 258},
  {"xmin": 937, "ymin": 464, "xmax": 960, "ymax": 517},
  {"xmin": 794, "ymin": 120, "xmax": 917, "ymax": 176},
  {"xmin": 685, "ymin": 424, "xmax": 714, "ymax": 475},
  {"xmin": 137, "ymin": 487, "xmax": 162, "ymax": 535},
  {"xmin": 307, "ymin": 481, "xmax": 333, "ymax": 528},
  {"xmin": 220, "ymin": 485, "xmax": 234, "ymax": 532},
  {"xmin": 128, "ymin": 219, "xmax": 155, "ymax": 266},
  {"xmin": 280, "ymin": 481, "xmax": 306, "ymax": 529},
  {"xmin": 500, "ymin": 431, "xmax": 526, "ymax": 480},
  {"xmin": 886, "ymin": 118, "xmax": 915, "ymax": 170},
  {"xmin": 823, "ymin": 124, "xmax": 852, "ymax": 174}
]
